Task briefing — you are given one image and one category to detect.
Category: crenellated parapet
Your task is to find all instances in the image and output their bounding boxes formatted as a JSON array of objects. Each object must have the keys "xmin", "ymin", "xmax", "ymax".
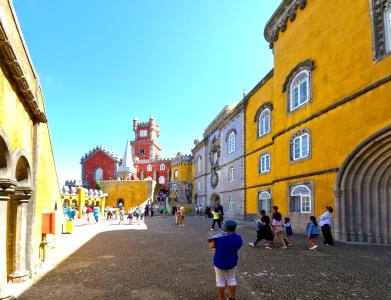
[
  {"xmin": 80, "ymin": 145, "xmax": 121, "ymax": 163},
  {"xmin": 171, "ymin": 153, "xmax": 193, "ymax": 167}
]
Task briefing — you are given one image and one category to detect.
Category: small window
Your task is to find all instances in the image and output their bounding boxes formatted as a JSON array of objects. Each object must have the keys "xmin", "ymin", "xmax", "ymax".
[
  {"xmin": 140, "ymin": 130, "xmax": 148, "ymax": 137},
  {"xmin": 289, "ymin": 70, "xmax": 310, "ymax": 111},
  {"xmin": 290, "ymin": 185, "xmax": 311, "ymax": 213},
  {"xmin": 197, "ymin": 181, "xmax": 201, "ymax": 191},
  {"xmin": 141, "ymin": 171, "xmax": 144, "ymax": 180},
  {"xmin": 139, "ymin": 149, "xmax": 145, "ymax": 156},
  {"xmin": 159, "ymin": 176, "xmax": 165, "ymax": 184},
  {"xmin": 385, "ymin": 6, "xmax": 391, "ymax": 53},
  {"xmin": 258, "ymin": 153, "xmax": 270, "ymax": 174},
  {"xmin": 258, "ymin": 191, "xmax": 271, "ymax": 213},
  {"xmin": 228, "ymin": 196, "xmax": 234, "ymax": 212},
  {"xmin": 197, "ymin": 156, "xmax": 202, "ymax": 172},
  {"xmin": 174, "ymin": 169, "xmax": 179, "ymax": 179},
  {"xmin": 228, "ymin": 132, "xmax": 236, "ymax": 154},
  {"xmin": 258, "ymin": 108, "xmax": 271, "ymax": 137},
  {"xmin": 95, "ymin": 167, "xmax": 103, "ymax": 181},
  {"xmin": 147, "ymin": 164, "xmax": 152, "ymax": 171},
  {"xmin": 292, "ymin": 133, "xmax": 310, "ymax": 161},
  {"xmin": 160, "ymin": 163, "xmax": 165, "ymax": 170},
  {"xmin": 228, "ymin": 167, "xmax": 234, "ymax": 182}
]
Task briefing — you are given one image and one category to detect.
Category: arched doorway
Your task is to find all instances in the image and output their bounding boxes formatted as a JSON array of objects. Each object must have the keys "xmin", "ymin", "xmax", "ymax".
[{"xmin": 335, "ymin": 126, "xmax": 391, "ymax": 244}]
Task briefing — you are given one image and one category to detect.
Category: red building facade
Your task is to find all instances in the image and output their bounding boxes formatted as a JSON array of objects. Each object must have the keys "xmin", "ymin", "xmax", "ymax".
[
  {"xmin": 81, "ymin": 145, "xmax": 121, "ymax": 188},
  {"xmin": 80, "ymin": 116, "xmax": 171, "ymax": 191}
]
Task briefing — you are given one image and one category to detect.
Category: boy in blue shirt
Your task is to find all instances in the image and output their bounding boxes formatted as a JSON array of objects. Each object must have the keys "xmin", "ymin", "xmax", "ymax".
[{"xmin": 208, "ymin": 220, "xmax": 243, "ymax": 300}]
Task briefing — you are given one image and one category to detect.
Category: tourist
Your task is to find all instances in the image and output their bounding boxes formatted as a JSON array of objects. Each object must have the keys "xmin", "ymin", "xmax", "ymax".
[
  {"xmin": 150, "ymin": 204, "xmax": 154, "ymax": 217},
  {"xmin": 104, "ymin": 206, "xmax": 108, "ymax": 219},
  {"xmin": 208, "ymin": 220, "xmax": 243, "ymax": 300},
  {"xmin": 178, "ymin": 206, "xmax": 186, "ymax": 226},
  {"xmin": 205, "ymin": 206, "xmax": 211, "ymax": 218},
  {"xmin": 195, "ymin": 205, "xmax": 199, "ymax": 218},
  {"xmin": 144, "ymin": 204, "xmax": 149, "ymax": 217},
  {"xmin": 248, "ymin": 210, "xmax": 263, "ymax": 247},
  {"xmin": 306, "ymin": 216, "xmax": 320, "ymax": 250},
  {"xmin": 127, "ymin": 208, "xmax": 133, "ymax": 223},
  {"xmin": 172, "ymin": 205, "xmax": 177, "ymax": 216},
  {"xmin": 134, "ymin": 206, "xmax": 142, "ymax": 224},
  {"xmin": 86, "ymin": 206, "xmax": 93, "ymax": 224},
  {"xmin": 271, "ymin": 206, "xmax": 287, "ymax": 249},
  {"xmin": 93, "ymin": 207, "xmax": 100, "ymax": 223},
  {"xmin": 118, "ymin": 207, "xmax": 126, "ymax": 224},
  {"xmin": 107, "ymin": 207, "xmax": 113, "ymax": 220},
  {"xmin": 283, "ymin": 217, "xmax": 294, "ymax": 245},
  {"xmin": 249, "ymin": 210, "xmax": 273, "ymax": 249},
  {"xmin": 82, "ymin": 205, "xmax": 87, "ymax": 219},
  {"xmin": 319, "ymin": 206, "xmax": 334, "ymax": 245},
  {"xmin": 67, "ymin": 207, "xmax": 74, "ymax": 221},
  {"xmin": 214, "ymin": 203, "xmax": 224, "ymax": 223},
  {"xmin": 210, "ymin": 208, "xmax": 222, "ymax": 231}
]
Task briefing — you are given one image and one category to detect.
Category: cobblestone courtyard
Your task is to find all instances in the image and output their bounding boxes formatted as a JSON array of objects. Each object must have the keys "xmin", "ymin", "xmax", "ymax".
[{"xmin": 19, "ymin": 217, "xmax": 391, "ymax": 300}]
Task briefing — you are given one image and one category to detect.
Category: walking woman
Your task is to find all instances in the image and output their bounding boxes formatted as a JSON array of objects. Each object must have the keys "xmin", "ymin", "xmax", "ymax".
[
  {"xmin": 319, "ymin": 206, "xmax": 334, "ymax": 245},
  {"xmin": 271, "ymin": 206, "xmax": 287, "ymax": 249}
]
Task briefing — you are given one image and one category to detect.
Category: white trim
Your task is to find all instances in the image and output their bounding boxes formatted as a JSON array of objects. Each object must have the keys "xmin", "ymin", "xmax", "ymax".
[
  {"xmin": 160, "ymin": 163, "xmax": 165, "ymax": 170},
  {"xmin": 147, "ymin": 164, "xmax": 152, "ymax": 171},
  {"xmin": 228, "ymin": 132, "xmax": 236, "ymax": 154},
  {"xmin": 292, "ymin": 133, "xmax": 310, "ymax": 160},
  {"xmin": 94, "ymin": 167, "xmax": 103, "ymax": 181},
  {"xmin": 158, "ymin": 176, "xmax": 165, "ymax": 184},
  {"xmin": 290, "ymin": 184, "xmax": 311, "ymax": 213},
  {"xmin": 258, "ymin": 108, "xmax": 271, "ymax": 137},
  {"xmin": 259, "ymin": 153, "xmax": 271, "ymax": 174},
  {"xmin": 228, "ymin": 196, "xmax": 234, "ymax": 212},
  {"xmin": 289, "ymin": 69, "xmax": 311, "ymax": 112},
  {"xmin": 228, "ymin": 167, "xmax": 234, "ymax": 182}
]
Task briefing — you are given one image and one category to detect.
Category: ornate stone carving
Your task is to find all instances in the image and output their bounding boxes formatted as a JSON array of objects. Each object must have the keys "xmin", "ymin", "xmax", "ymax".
[
  {"xmin": 209, "ymin": 138, "xmax": 220, "ymax": 189},
  {"xmin": 253, "ymin": 102, "xmax": 273, "ymax": 122},
  {"xmin": 264, "ymin": 0, "xmax": 308, "ymax": 49}
]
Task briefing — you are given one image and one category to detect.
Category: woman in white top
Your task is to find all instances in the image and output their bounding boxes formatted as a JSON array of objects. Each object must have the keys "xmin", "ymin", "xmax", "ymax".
[{"xmin": 319, "ymin": 206, "xmax": 334, "ymax": 245}]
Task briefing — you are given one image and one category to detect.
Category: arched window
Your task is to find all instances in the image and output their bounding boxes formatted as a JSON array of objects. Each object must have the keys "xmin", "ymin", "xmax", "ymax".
[
  {"xmin": 228, "ymin": 196, "xmax": 235, "ymax": 212},
  {"xmin": 290, "ymin": 185, "xmax": 311, "ymax": 213},
  {"xmin": 258, "ymin": 152, "xmax": 270, "ymax": 174},
  {"xmin": 147, "ymin": 164, "xmax": 152, "ymax": 171},
  {"xmin": 258, "ymin": 190, "xmax": 271, "ymax": 212},
  {"xmin": 197, "ymin": 156, "xmax": 202, "ymax": 172},
  {"xmin": 160, "ymin": 163, "xmax": 165, "ymax": 170},
  {"xmin": 228, "ymin": 132, "xmax": 236, "ymax": 154},
  {"xmin": 95, "ymin": 167, "xmax": 103, "ymax": 181},
  {"xmin": 141, "ymin": 171, "xmax": 144, "ymax": 180},
  {"xmin": 258, "ymin": 108, "xmax": 271, "ymax": 137},
  {"xmin": 228, "ymin": 167, "xmax": 234, "ymax": 182},
  {"xmin": 159, "ymin": 176, "xmax": 165, "ymax": 184},
  {"xmin": 289, "ymin": 69, "xmax": 311, "ymax": 111},
  {"xmin": 290, "ymin": 130, "xmax": 311, "ymax": 161},
  {"xmin": 174, "ymin": 169, "xmax": 179, "ymax": 179}
]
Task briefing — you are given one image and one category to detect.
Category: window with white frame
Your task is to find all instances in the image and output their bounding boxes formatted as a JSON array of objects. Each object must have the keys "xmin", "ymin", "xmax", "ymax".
[
  {"xmin": 147, "ymin": 164, "xmax": 152, "ymax": 171},
  {"xmin": 228, "ymin": 132, "xmax": 236, "ymax": 154},
  {"xmin": 141, "ymin": 171, "xmax": 144, "ymax": 180},
  {"xmin": 197, "ymin": 181, "xmax": 201, "ymax": 191},
  {"xmin": 228, "ymin": 196, "xmax": 234, "ymax": 212},
  {"xmin": 159, "ymin": 176, "xmax": 165, "ymax": 184},
  {"xmin": 174, "ymin": 169, "xmax": 179, "ymax": 179},
  {"xmin": 385, "ymin": 5, "xmax": 391, "ymax": 53},
  {"xmin": 259, "ymin": 153, "xmax": 270, "ymax": 174},
  {"xmin": 139, "ymin": 130, "xmax": 148, "ymax": 137},
  {"xmin": 228, "ymin": 167, "xmax": 234, "ymax": 182},
  {"xmin": 160, "ymin": 163, "xmax": 165, "ymax": 170},
  {"xmin": 258, "ymin": 108, "xmax": 271, "ymax": 137},
  {"xmin": 290, "ymin": 185, "xmax": 311, "ymax": 213},
  {"xmin": 289, "ymin": 69, "xmax": 310, "ymax": 111},
  {"xmin": 94, "ymin": 167, "xmax": 103, "ymax": 181},
  {"xmin": 292, "ymin": 132, "xmax": 310, "ymax": 161},
  {"xmin": 258, "ymin": 191, "xmax": 271, "ymax": 213},
  {"xmin": 197, "ymin": 156, "xmax": 202, "ymax": 172}
]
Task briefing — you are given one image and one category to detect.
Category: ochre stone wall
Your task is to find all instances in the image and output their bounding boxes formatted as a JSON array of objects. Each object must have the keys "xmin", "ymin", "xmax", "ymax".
[{"xmin": 99, "ymin": 180, "xmax": 155, "ymax": 210}]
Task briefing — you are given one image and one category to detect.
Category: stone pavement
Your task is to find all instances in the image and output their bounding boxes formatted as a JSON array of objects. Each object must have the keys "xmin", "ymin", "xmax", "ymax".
[{"xmin": 17, "ymin": 216, "xmax": 391, "ymax": 300}]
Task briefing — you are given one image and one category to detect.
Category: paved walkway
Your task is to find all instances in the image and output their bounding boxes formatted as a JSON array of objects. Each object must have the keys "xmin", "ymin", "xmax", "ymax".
[{"xmin": 17, "ymin": 216, "xmax": 391, "ymax": 299}]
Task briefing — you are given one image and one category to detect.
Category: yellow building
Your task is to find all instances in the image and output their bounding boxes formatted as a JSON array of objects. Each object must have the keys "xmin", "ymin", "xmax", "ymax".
[
  {"xmin": 170, "ymin": 153, "xmax": 193, "ymax": 206},
  {"xmin": 0, "ymin": 0, "xmax": 62, "ymax": 296},
  {"xmin": 99, "ymin": 179, "xmax": 155, "ymax": 210},
  {"xmin": 245, "ymin": 0, "xmax": 391, "ymax": 244}
]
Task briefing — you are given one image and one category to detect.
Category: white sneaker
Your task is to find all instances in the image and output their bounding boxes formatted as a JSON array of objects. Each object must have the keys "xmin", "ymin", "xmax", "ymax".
[
  {"xmin": 310, "ymin": 245, "xmax": 318, "ymax": 250},
  {"xmin": 249, "ymin": 242, "xmax": 255, "ymax": 247},
  {"xmin": 210, "ymin": 228, "xmax": 214, "ymax": 231}
]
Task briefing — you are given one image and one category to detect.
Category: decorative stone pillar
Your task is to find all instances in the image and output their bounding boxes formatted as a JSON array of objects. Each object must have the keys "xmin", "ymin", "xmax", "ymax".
[
  {"xmin": 8, "ymin": 185, "xmax": 32, "ymax": 283},
  {"xmin": 0, "ymin": 178, "xmax": 16, "ymax": 299}
]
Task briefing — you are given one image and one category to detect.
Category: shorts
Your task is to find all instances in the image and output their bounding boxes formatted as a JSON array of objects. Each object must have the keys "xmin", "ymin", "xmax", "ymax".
[
  {"xmin": 310, "ymin": 234, "xmax": 319, "ymax": 239},
  {"xmin": 285, "ymin": 227, "xmax": 293, "ymax": 236},
  {"xmin": 214, "ymin": 267, "xmax": 237, "ymax": 287}
]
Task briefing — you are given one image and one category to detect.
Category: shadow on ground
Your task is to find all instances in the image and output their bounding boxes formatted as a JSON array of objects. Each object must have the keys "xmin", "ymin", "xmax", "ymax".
[{"xmin": 18, "ymin": 217, "xmax": 391, "ymax": 300}]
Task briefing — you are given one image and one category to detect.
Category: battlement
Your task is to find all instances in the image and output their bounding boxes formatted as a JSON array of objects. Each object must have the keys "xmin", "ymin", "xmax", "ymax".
[
  {"xmin": 136, "ymin": 157, "xmax": 172, "ymax": 163},
  {"xmin": 80, "ymin": 145, "xmax": 121, "ymax": 163},
  {"xmin": 171, "ymin": 153, "xmax": 193, "ymax": 166}
]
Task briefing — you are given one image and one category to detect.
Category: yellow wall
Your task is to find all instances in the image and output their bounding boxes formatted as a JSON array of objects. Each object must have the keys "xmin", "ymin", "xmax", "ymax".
[
  {"xmin": 245, "ymin": 0, "xmax": 391, "ymax": 223},
  {"xmin": 171, "ymin": 163, "xmax": 193, "ymax": 183},
  {"xmin": 99, "ymin": 180, "xmax": 155, "ymax": 210}
]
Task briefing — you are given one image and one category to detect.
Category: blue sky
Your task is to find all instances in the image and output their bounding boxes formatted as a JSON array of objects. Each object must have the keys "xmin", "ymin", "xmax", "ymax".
[{"xmin": 13, "ymin": 0, "xmax": 280, "ymax": 186}]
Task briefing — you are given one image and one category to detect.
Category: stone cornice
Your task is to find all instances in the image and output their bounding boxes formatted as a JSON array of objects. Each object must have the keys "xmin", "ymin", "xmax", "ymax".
[
  {"xmin": 13, "ymin": 185, "xmax": 33, "ymax": 202},
  {"xmin": 0, "ymin": 1, "xmax": 47, "ymax": 123},
  {"xmin": 264, "ymin": 0, "xmax": 307, "ymax": 49}
]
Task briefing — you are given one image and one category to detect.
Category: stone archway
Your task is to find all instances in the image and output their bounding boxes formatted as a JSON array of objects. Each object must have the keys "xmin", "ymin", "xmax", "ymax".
[{"xmin": 335, "ymin": 126, "xmax": 391, "ymax": 244}]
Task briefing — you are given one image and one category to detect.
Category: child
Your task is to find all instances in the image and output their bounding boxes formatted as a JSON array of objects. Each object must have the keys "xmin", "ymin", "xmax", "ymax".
[
  {"xmin": 208, "ymin": 220, "xmax": 243, "ymax": 300},
  {"xmin": 248, "ymin": 210, "xmax": 264, "ymax": 247},
  {"xmin": 283, "ymin": 217, "xmax": 294, "ymax": 245},
  {"xmin": 211, "ymin": 209, "xmax": 222, "ymax": 231},
  {"xmin": 306, "ymin": 216, "xmax": 320, "ymax": 250}
]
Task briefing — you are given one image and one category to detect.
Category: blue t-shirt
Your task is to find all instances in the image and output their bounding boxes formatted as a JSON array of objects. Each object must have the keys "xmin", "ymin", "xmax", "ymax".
[{"xmin": 213, "ymin": 233, "xmax": 243, "ymax": 270}]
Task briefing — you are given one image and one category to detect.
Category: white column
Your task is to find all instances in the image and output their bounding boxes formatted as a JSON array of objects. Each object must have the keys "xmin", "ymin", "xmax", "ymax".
[
  {"xmin": 0, "ymin": 178, "xmax": 16, "ymax": 299},
  {"xmin": 9, "ymin": 186, "xmax": 32, "ymax": 283}
]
